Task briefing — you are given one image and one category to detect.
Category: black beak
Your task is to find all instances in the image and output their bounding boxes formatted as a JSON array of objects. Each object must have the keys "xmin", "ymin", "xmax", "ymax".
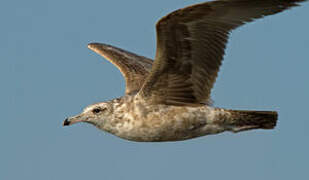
[{"xmin": 63, "ymin": 118, "xmax": 71, "ymax": 126}]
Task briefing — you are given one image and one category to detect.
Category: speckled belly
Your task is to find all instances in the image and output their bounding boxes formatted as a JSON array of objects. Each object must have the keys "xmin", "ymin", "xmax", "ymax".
[{"xmin": 115, "ymin": 104, "xmax": 227, "ymax": 142}]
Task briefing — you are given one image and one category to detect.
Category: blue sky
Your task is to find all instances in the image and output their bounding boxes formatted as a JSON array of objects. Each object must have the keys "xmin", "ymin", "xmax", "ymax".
[{"xmin": 1, "ymin": 0, "xmax": 309, "ymax": 179}]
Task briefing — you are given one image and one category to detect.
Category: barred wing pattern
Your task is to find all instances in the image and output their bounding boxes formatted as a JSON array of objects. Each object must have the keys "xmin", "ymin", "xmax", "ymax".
[{"xmin": 139, "ymin": 0, "xmax": 305, "ymax": 106}]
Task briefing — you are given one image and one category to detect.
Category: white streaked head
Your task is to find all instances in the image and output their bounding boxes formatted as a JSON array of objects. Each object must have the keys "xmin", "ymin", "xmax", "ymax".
[{"xmin": 63, "ymin": 102, "xmax": 113, "ymax": 128}]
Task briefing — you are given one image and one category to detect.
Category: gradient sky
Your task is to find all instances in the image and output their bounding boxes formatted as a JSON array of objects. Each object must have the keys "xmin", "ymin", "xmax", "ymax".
[{"xmin": 2, "ymin": 0, "xmax": 309, "ymax": 179}]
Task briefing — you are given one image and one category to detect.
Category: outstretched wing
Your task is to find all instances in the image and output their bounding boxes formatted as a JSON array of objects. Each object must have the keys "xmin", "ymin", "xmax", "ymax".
[
  {"xmin": 138, "ymin": 0, "xmax": 306, "ymax": 106},
  {"xmin": 88, "ymin": 43, "xmax": 153, "ymax": 95}
]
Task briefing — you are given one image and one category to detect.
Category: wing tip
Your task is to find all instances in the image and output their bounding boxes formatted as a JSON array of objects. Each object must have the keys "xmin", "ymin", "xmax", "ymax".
[{"xmin": 87, "ymin": 42, "xmax": 101, "ymax": 51}]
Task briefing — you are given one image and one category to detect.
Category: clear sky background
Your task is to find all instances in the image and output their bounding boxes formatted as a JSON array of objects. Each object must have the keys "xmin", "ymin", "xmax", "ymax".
[{"xmin": 1, "ymin": 0, "xmax": 309, "ymax": 179}]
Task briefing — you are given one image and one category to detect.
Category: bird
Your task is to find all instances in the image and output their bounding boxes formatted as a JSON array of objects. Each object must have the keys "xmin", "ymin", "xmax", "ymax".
[{"xmin": 63, "ymin": 0, "xmax": 307, "ymax": 142}]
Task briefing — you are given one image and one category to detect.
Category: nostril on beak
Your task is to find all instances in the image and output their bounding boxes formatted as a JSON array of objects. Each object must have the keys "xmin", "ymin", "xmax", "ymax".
[{"xmin": 63, "ymin": 118, "xmax": 71, "ymax": 126}]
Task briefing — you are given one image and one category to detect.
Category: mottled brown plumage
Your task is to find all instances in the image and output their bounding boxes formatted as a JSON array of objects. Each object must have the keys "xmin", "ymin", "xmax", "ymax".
[
  {"xmin": 64, "ymin": 0, "xmax": 306, "ymax": 142},
  {"xmin": 139, "ymin": 0, "xmax": 306, "ymax": 106},
  {"xmin": 88, "ymin": 43, "xmax": 153, "ymax": 94}
]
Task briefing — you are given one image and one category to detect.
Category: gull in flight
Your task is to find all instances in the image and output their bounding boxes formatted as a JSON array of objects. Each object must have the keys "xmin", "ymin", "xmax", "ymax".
[{"xmin": 64, "ymin": 0, "xmax": 307, "ymax": 142}]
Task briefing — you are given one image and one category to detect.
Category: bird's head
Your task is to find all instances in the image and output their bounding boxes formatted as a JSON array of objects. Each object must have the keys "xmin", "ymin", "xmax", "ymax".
[{"xmin": 63, "ymin": 102, "xmax": 112, "ymax": 128}]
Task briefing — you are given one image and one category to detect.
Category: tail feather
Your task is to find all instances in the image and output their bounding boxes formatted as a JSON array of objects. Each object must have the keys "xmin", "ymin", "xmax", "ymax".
[{"xmin": 228, "ymin": 110, "xmax": 278, "ymax": 132}]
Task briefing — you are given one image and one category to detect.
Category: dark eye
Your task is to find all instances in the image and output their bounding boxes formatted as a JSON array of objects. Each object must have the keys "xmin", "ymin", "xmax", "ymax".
[{"xmin": 92, "ymin": 107, "xmax": 106, "ymax": 114}]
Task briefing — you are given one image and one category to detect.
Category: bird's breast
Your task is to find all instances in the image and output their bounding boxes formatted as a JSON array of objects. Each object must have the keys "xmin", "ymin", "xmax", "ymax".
[{"xmin": 112, "ymin": 100, "xmax": 215, "ymax": 142}]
